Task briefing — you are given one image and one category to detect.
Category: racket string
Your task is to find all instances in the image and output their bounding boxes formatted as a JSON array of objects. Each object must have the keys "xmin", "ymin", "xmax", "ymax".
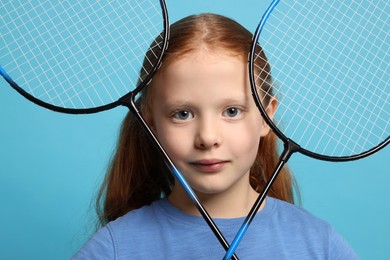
[
  {"xmin": 254, "ymin": 0, "xmax": 389, "ymax": 156},
  {"xmin": 253, "ymin": 57, "xmax": 384, "ymax": 152},
  {"xmin": 254, "ymin": 62, "xmax": 367, "ymax": 155},
  {"xmin": 0, "ymin": 0, "xmax": 165, "ymax": 109}
]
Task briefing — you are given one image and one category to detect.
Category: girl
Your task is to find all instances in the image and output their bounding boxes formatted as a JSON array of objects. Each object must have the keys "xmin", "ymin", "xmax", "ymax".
[{"xmin": 73, "ymin": 14, "xmax": 358, "ymax": 259}]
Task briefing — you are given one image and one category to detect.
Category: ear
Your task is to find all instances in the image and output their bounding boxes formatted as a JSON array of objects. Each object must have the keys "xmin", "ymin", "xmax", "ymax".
[{"xmin": 259, "ymin": 97, "xmax": 277, "ymax": 137}]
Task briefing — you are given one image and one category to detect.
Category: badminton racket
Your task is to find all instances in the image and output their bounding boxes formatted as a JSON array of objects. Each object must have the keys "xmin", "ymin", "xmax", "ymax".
[
  {"xmin": 224, "ymin": 0, "xmax": 389, "ymax": 258},
  {"xmin": 0, "ymin": 1, "xmax": 238, "ymax": 258}
]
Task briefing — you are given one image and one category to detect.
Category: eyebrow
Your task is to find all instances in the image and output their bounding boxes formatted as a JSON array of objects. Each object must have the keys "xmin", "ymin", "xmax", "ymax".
[{"xmin": 163, "ymin": 96, "xmax": 250, "ymax": 108}]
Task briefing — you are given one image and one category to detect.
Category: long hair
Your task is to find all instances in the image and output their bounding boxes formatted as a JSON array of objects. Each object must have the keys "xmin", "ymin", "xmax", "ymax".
[{"xmin": 96, "ymin": 14, "xmax": 298, "ymax": 227}]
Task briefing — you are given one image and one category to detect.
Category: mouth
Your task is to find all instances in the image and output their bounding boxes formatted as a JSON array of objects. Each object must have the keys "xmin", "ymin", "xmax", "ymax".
[{"xmin": 189, "ymin": 159, "xmax": 229, "ymax": 173}]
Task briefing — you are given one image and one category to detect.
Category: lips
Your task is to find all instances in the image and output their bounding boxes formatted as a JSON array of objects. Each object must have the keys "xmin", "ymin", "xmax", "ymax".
[{"xmin": 189, "ymin": 159, "xmax": 229, "ymax": 173}]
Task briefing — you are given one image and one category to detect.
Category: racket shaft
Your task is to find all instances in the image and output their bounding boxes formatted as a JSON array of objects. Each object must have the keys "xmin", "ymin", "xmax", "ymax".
[
  {"xmin": 126, "ymin": 97, "xmax": 239, "ymax": 259},
  {"xmin": 223, "ymin": 139, "xmax": 299, "ymax": 259}
]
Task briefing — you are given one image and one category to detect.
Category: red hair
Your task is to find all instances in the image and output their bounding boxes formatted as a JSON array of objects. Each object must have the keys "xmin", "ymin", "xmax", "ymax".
[{"xmin": 96, "ymin": 14, "xmax": 298, "ymax": 226}]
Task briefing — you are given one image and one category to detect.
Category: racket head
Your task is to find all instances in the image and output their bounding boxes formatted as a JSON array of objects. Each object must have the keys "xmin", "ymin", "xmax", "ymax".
[
  {"xmin": 0, "ymin": 0, "xmax": 169, "ymax": 114},
  {"xmin": 250, "ymin": 0, "xmax": 389, "ymax": 161}
]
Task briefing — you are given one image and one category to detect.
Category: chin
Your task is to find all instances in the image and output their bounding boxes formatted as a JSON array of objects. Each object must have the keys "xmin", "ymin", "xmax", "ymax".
[{"xmin": 192, "ymin": 183, "xmax": 235, "ymax": 197}]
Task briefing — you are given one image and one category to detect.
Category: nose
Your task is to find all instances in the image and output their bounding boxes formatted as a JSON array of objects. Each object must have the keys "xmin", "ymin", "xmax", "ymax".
[{"xmin": 194, "ymin": 116, "xmax": 221, "ymax": 149}]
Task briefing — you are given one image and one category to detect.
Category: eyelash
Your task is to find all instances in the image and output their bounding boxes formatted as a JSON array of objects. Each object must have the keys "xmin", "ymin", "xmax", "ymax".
[
  {"xmin": 222, "ymin": 107, "xmax": 243, "ymax": 118},
  {"xmin": 172, "ymin": 110, "xmax": 194, "ymax": 121},
  {"xmin": 171, "ymin": 106, "xmax": 244, "ymax": 121}
]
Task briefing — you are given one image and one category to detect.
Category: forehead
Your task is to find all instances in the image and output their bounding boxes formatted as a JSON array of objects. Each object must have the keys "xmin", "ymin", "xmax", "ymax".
[{"xmin": 151, "ymin": 49, "xmax": 249, "ymax": 99}]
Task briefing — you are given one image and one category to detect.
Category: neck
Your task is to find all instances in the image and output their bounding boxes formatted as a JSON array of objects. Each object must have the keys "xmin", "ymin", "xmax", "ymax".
[{"xmin": 168, "ymin": 181, "xmax": 265, "ymax": 218}]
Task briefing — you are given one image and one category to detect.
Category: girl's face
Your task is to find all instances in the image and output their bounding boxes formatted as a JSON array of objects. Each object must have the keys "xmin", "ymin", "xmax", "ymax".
[{"xmin": 149, "ymin": 49, "xmax": 273, "ymax": 200}]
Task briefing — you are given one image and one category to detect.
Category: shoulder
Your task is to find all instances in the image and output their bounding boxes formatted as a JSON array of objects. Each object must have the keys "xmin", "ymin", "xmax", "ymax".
[
  {"xmin": 269, "ymin": 197, "xmax": 328, "ymax": 228},
  {"xmin": 71, "ymin": 225, "xmax": 115, "ymax": 260},
  {"xmin": 101, "ymin": 199, "xmax": 169, "ymax": 243},
  {"xmin": 109, "ymin": 200, "xmax": 162, "ymax": 230},
  {"xmin": 268, "ymin": 197, "xmax": 337, "ymax": 238},
  {"xmin": 72, "ymin": 199, "xmax": 168, "ymax": 259},
  {"xmin": 262, "ymin": 197, "xmax": 359, "ymax": 259}
]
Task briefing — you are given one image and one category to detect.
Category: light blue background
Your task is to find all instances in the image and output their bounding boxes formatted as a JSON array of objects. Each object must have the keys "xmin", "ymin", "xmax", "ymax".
[{"xmin": 0, "ymin": 0, "xmax": 389, "ymax": 259}]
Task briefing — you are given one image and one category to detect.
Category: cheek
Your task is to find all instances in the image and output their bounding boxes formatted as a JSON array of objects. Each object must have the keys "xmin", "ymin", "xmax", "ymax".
[
  {"xmin": 228, "ymin": 119, "xmax": 263, "ymax": 156},
  {"xmin": 152, "ymin": 119, "xmax": 192, "ymax": 160}
]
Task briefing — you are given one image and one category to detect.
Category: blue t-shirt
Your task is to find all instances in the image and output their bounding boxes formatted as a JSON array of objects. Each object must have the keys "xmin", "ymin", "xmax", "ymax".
[{"xmin": 73, "ymin": 197, "xmax": 359, "ymax": 259}]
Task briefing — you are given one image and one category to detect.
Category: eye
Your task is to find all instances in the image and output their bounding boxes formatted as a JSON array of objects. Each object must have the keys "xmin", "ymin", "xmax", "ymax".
[
  {"xmin": 223, "ymin": 107, "xmax": 242, "ymax": 118},
  {"xmin": 173, "ymin": 110, "xmax": 194, "ymax": 121}
]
